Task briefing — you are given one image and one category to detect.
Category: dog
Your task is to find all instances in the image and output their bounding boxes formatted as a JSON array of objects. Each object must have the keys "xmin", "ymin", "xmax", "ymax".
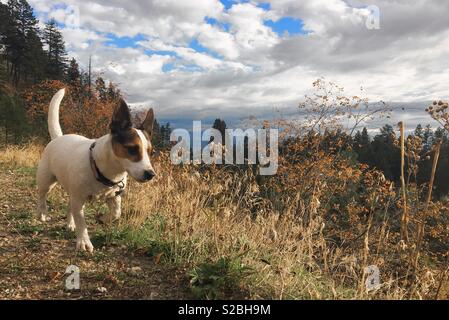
[{"xmin": 36, "ymin": 88, "xmax": 156, "ymax": 252}]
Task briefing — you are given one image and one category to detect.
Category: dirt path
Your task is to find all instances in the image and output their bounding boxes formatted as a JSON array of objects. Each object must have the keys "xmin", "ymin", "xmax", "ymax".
[{"xmin": 0, "ymin": 167, "xmax": 190, "ymax": 299}]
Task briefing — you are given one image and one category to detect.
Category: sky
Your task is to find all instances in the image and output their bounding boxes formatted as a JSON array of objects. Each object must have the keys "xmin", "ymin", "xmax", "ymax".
[{"xmin": 24, "ymin": 0, "xmax": 449, "ymax": 127}]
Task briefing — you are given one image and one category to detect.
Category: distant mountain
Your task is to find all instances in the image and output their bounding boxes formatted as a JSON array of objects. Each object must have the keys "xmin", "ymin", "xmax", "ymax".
[{"xmin": 132, "ymin": 101, "xmax": 438, "ymax": 134}]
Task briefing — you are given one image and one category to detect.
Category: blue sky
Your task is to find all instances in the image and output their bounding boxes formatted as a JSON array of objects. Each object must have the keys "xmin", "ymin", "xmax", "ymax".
[
  {"xmin": 264, "ymin": 17, "xmax": 306, "ymax": 36},
  {"xmin": 103, "ymin": 0, "xmax": 305, "ymax": 56}
]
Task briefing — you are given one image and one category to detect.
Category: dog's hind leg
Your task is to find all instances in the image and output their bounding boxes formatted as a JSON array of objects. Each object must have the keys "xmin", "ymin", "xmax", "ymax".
[
  {"xmin": 100, "ymin": 196, "xmax": 122, "ymax": 225},
  {"xmin": 36, "ymin": 164, "xmax": 57, "ymax": 222},
  {"xmin": 70, "ymin": 198, "xmax": 93, "ymax": 252}
]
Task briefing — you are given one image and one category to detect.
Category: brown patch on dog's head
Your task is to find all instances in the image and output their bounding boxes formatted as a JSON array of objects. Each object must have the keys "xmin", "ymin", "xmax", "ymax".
[
  {"xmin": 110, "ymin": 99, "xmax": 143, "ymax": 162},
  {"xmin": 111, "ymin": 128, "xmax": 143, "ymax": 162}
]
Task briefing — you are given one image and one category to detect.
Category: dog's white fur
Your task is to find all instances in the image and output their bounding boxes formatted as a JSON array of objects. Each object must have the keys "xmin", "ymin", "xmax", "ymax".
[{"xmin": 36, "ymin": 89, "xmax": 155, "ymax": 252}]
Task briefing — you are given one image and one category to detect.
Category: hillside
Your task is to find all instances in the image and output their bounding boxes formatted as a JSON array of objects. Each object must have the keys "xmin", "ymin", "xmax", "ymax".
[{"xmin": 0, "ymin": 143, "xmax": 447, "ymax": 300}]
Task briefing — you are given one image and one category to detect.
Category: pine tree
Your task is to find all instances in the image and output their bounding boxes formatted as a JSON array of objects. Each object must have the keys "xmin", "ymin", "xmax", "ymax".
[
  {"xmin": 414, "ymin": 124, "xmax": 424, "ymax": 139},
  {"xmin": 0, "ymin": 92, "xmax": 28, "ymax": 145},
  {"xmin": 360, "ymin": 127, "xmax": 370, "ymax": 146},
  {"xmin": 0, "ymin": 2, "xmax": 11, "ymax": 48},
  {"xmin": 67, "ymin": 58, "xmax": 81, "ymax": 86},
  {"xmin": 434, "ymin": 127, "xmax": 448, "ymax": 143},
  {"xmin": 370, "ymin": 125, "xmax": 400, "ymax": 180},
  {"xmin": 1, "ymin": 0, "xmax": 45, "ymax": 86},
  {"xmin": 151, "ymin": 119, "xmax": 164, "ymax": 149},
  {"xmin": 353, "ymin": 127, "xmax": 373, "ymax": 165},
  {"xmin": 212, "ymin": 118, "xmax": 227, "ymax": 144},
  {"xmin": 163, "ymin": 123, "xmax": 172, "ymax": 146},
  {"xmin": 43, "ymin": 18, "xmax": 67, "ymax": 80},
  {"xmin": 423, "ymin": 124, "xmax": 433, "ymax": 151},
  {"xmin": 23, "ymin": 30, "xmax": 46, "ymax": 82},
  {"xmin": 95, "ymin": 76, "xmax": 107, "ymax": 101},
  {"xmin": 107, "ymin": 81, "xmax": 121, "ymax": 100}
]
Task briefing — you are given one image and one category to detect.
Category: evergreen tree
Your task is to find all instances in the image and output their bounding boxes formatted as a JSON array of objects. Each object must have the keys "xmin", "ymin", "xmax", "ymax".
[
  {"xmin": 1, "ymin": 0, "xmax": 45, "ymax": 86},
  {"xmin": 354, "ymin": 130, "xmax": 362, "ymax": 146},
  {"xmin": 368, "ymin": 125, "xmax": 400, "ymax": 180},
  {"xmin": 353, "ymin": 127, "xmax": 372, "ymax": 163},
  {"xmin": 151, "ymin": 118, "xmax": 163, "ymax": 148},
  {"xmin": 163, "ymin": 123, "xmax": 172, "ymax": 146},
  {"xmin": 414, "ymin": 124, "xmax": 424, "ymax": 140},
  {"xmin": 434, "ymin": 127, "xmax": 448, "ymax": 143},
  {"xmin": 107, "ymin": 81, "xmax": 121, "ymax": 100},
  {"xmin": 212, "ymin": 118, "xmax": 227, "ymax": 144},
  {"xmin": 360, "ymin": 127, "xmax": 370, "ymax": 146},
  {"xmin": 23, "ymin": 30, "xmax": 46, "ymax": 82},
  {"xmin": 95, "ymin": 76, "xmax": 107, "ymax": 101},
  {"xmin": 0, "ymin": 2, "xmax": 12, "ymax": 54},
  {"xmin": 423, "ymin": 124, "xmax": 434, "ymax": 151},
  {"xmin": 67, "ymin": 58, "xmax": 81, "ymax": 86},
  {"xmin": 0, "ymin": 92, "xmax": 28, "ymax": 145},
  {"xmin": 43, "ymin": 18, "xmax": 67, "ymax": 80}
]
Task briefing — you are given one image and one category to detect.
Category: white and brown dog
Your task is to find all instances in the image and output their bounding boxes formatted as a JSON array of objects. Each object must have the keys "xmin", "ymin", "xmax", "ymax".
[{"xmin": 36, "ymin": 89, "xmax": 156, "ymax": 252}]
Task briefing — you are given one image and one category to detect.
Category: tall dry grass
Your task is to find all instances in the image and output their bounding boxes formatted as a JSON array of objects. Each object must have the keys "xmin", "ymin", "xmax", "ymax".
[
  {"xmin": 0, "ymin": 142, "xmax": 43, "ymax": 168},
  {"xmin": 0, "ymin": 137, "xmax": 447, "ymax": 299},
  {"xmin": 118, "ymin": 147, "xmax": 447, "ymax": 299}
]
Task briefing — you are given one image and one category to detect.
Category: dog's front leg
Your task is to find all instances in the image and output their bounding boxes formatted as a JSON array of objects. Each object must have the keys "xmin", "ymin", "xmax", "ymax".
[
  {"xmin": 67, "ymin": 198, "xmax": 76, "ymax": 231},
  {"xmin": 70, "ymin": 198, "xmax": 94, "ymax": 252},
  {"xmin": 100, "ymin": 196, "xmax": 122, "ymax": 225}
]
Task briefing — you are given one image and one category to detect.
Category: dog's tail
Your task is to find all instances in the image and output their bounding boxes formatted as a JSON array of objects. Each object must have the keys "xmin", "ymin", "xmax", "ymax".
[{"xmin": 48, "ymin": 88, "xmax": 65, "ymax": 140}]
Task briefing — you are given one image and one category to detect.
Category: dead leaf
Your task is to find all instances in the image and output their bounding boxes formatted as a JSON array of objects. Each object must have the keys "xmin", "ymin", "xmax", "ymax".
[
  {"xmin": 154, "ymin": 253, "xmax": 164, "ymax": 264},
  {"xmin": 47, "ymin": 271, "xmax": 62, "ymax": 282}
]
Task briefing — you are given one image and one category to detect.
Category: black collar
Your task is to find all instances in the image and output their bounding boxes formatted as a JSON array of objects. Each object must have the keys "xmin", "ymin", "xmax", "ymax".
[{"xmin": 89, "ymin": 142, "xmax": 125, "ymax": 190}]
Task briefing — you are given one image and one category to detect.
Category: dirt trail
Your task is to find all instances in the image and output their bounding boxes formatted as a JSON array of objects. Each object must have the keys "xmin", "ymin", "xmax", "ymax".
[{"xmin": 0, "ymin": 167, "xmax": 190, "ymax": 299}]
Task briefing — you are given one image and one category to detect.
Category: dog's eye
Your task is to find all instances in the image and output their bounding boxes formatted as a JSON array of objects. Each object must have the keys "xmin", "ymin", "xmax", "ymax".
[{"xmin": 126, "ymin": 146, "xmax": 139, "ymax": 156}]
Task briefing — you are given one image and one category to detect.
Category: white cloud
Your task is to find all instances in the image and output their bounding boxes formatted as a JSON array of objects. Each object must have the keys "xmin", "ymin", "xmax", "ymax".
[
  {"xmin": 25, "ymin": 0, "xmax": 449, "ymax": 122},
  {"xmin": 197, "ymin": 24, "xmax": 239, "ymax": 60},
  {"xmin": 61, "ymin": 27, "xmax": 105, "ymax": 50}
]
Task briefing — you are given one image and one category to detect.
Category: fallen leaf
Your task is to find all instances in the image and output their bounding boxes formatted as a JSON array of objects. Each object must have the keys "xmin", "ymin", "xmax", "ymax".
[{"xmin": 154, "ymin": 253, "xmax": 164, "ymax": 264}]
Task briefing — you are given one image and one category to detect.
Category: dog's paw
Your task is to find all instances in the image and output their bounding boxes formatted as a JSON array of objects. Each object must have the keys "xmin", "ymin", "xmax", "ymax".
[
  {"xmin": 38, "ymin": 214, "xmax": 51, "ymax": 222},
  {"xmin": 76, "ymin": 237, "xmax": 94, "ymax": 253}
]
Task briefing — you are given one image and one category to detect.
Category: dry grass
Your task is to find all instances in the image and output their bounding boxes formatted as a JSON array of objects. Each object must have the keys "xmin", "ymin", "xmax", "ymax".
[
  {"xmin": 0, "ymin": 142, "xmax": 43, "ymax": 168},
  {"xmin": 123, "ymin": 159, "xmax": 342, "ymax": 299},
  {"xmin": 1, "ymin": 141, "xmax": 447, "ymax": 300},
  {"xmin": 120, "ymin": 149, "xmax": 448, "ymax": 299}
]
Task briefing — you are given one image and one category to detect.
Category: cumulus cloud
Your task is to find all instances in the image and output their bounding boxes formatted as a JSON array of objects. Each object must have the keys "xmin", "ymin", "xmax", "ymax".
[{"xmin": 26, "ymin": 0, "xmax": 449, "ymax": 125}]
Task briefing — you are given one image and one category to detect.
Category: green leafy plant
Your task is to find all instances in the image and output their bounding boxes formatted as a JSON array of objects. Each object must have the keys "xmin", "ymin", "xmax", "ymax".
[{"xmin": 188, "ymin": 257, "xmax": 252, "ymax": 299}]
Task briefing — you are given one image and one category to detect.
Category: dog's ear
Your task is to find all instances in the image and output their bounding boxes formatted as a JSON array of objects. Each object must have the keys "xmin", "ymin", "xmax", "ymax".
[
  {"xmin": 110, "ymin": 99, "xmax": 132, "ymax": 135},
  {"xmin": 139, "ymin": 108, "xmax": 155, "ymax": 137}
]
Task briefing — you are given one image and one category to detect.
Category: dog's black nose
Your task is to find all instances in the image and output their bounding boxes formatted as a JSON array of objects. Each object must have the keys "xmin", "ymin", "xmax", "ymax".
[{"xmin": 143, "ymin": 170, "xmax": 156, "ymax": 181}]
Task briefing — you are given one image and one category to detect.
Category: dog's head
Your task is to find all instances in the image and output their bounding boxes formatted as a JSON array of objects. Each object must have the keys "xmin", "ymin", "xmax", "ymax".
[{"xmin": 110, "ymin": 99, "xmax": 156, "ymax": 183}]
